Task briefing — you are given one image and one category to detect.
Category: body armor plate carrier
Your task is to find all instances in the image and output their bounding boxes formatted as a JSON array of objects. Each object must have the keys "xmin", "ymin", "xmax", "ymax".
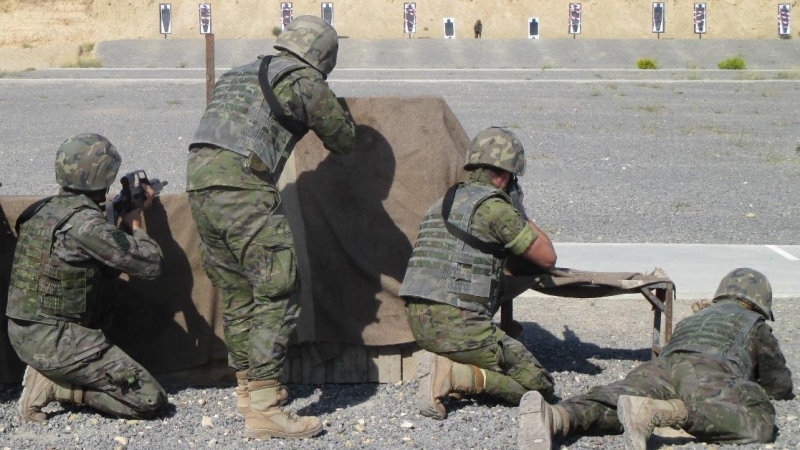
[
  {"xmin": 190, "ymin": 55, "xmax": 309, "ymax": 183},
  {"xmin": 400, "ymin": 183, "xmax": 510, "ymax": 316},
  {"xmin": 662, "ymin": 301, "xmax": 762, "ymax": 378},
  {"xmin": 6, "ymin": 196, "xmax": 104, "ymax": 326}
]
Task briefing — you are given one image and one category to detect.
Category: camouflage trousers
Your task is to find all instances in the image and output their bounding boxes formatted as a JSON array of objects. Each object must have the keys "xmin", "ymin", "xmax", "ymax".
[
  {"xmin": 38, "ymin": 345, "xmax": 166, "ymax": 419},
  {"xmin": 560, "ymin": 353, "xmax": 775, "ymax": 443},
  {"xmin": 406, "ymin": 299, "xmax": 554, "ymax": 404},
  {"xmin": 188, "ymin": 187, "xmax": 300, "ymax": 381}
]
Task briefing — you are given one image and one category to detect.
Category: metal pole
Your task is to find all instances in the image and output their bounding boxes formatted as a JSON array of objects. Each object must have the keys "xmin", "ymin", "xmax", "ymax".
[{"xmin": 205, "ymin": 33, "xmax": 215, "ymax": 104}]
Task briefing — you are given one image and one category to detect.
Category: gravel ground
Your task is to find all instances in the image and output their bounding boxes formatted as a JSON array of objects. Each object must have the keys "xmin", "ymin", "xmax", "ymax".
[{"xmin": 1, "ymin": 297, "xmax": 797, "ymax": 450}]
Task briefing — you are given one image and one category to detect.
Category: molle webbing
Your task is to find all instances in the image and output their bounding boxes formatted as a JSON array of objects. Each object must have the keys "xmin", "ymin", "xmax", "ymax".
[
  {"xmin": 6, "ymin": 197, "xmax": 101, "ymax": 325},
  {"xmin": 190, "ymin": 56, "xmax": 308, "ymax": 183},
  {"xmin": 400, "ymin": 183, "xmax": 509, "ymax": 315},
  {"xmin": 661, "ymin": 302, "xmax": 761, "ymax": 377}
]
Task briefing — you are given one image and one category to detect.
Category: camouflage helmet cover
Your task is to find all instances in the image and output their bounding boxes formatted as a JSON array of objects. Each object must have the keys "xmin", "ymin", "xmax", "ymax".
[
  {"xmin": 712, "ymin": 267, "xmax": 774, "ymax": 321},
  {"xmin": 274, "ymin": 15, "xmax": 338, "ymax": 76},
  {"xmin": 55, "ymin": 133, "xmax": 122, "ymax": 191},
  {"xmin": 464, "ymin": 127, "xmax": 526, "ymax": 176}
]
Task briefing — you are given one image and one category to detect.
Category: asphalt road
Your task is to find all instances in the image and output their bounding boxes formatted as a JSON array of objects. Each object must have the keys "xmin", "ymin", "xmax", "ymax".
[{"xmin": 1, "ymin": 40, "xmax": 798, "ymax": 246}]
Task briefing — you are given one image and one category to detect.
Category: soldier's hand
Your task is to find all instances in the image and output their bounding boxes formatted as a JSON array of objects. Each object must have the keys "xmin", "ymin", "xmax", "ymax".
[
  {"xmin": 121, "ymin": 208, "xmax": 143, "ymax": 232},
  {"xmin": 140, "ymin": 184, "xmax": 155, "ymax": 210}
]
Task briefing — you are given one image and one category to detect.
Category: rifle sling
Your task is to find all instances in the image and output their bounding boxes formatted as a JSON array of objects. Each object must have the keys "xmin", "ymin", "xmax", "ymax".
[
  {"xmin": 441, "ymin": 183, "xmax": 509, "ymax": 259},
  {"xmin": 257, "ymin": 55, "xmax": 309, "ymax": 137}
]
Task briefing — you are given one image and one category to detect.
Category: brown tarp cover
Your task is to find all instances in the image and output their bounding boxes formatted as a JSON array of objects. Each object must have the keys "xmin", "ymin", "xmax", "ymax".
[
  {"xmin": 0, "ymin": 97, "xmax": 468, "ymax": 384},
  {"xmin": 0, "ymin": 97, "xmax": 675, "ymax": 385}
]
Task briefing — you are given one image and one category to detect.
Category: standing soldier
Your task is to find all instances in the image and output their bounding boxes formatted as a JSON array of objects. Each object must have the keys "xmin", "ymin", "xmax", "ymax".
[
  {"xmin": 519, "ymin": 268, "xmax": 794, "ymax": 450},
  {"xmin": 401, "ymin": 127, "xmax": 558, "ymax": 420},
  {"xmin": 7, "ymin": 133, "xmax": 166, "ymax": 422},
  {"xmin": 474, "ymin": 19, "xmax": 483, "ymax": 38},
  {"xmin": 186, "ymin": 15, "xmax": 356, "ymax": 439}
]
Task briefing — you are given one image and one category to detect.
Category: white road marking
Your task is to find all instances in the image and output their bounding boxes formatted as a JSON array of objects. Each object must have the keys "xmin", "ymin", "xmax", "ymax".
[{"xmin": 766, "ymin": 245, "xmax": 799, "ymax": 261}]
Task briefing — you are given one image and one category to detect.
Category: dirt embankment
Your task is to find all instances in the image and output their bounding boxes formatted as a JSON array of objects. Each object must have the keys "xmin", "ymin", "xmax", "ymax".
[{"xmin": 0, "ymin": 0, "xmax": 797, "ymax": 70}]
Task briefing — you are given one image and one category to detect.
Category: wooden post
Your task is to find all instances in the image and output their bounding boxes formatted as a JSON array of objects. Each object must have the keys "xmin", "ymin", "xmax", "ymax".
[{"xmin": 204, "ymin": 33, "xmax": 215, "ymax": 104}]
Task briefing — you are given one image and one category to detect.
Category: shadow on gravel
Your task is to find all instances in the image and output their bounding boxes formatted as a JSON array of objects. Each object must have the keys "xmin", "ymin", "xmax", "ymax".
[
  {"xmin": 289, "ymin": 384, "xmax": 380, "ymax": 416},
  {"xmin": 519, "ymin": 322, "xmax": 650, "ymax": 374}
]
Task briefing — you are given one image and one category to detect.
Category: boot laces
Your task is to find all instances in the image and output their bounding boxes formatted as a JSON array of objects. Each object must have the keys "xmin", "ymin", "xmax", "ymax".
[{"xmin": 281, "ymin": 407, "xmax": 301, "ymax": 422}]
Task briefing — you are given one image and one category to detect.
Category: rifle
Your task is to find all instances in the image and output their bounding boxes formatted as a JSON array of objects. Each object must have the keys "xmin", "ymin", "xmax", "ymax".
[{"xmin": 106, "ymin": 170, "xmax": 167, "ymax": 225}]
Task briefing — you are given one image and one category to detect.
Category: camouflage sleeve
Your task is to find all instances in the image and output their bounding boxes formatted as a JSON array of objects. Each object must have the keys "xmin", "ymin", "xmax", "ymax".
[
  {"xmin": 472, "ymin": 198, "xmax": 537, "ymax": 255},
  {"xmin": 276, "ymin": 69, "xmax": 356, "ymax": 155},
  {"xmin": 68, "ymin": 213, "xmax": 163, "ymax": 280},
  {"xmin": 751, "ymin": 322, "xmax": 794, "ymax": 399}
]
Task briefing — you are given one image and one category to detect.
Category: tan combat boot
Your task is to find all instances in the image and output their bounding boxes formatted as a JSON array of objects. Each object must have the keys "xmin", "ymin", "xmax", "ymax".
[
  {"xmin": 617, "ymin": 395, "xmax": 688, "ymax": 450},
  {"xmin": 244, "ymin": 380, "xmax": 322, "ymax": 439},
  {"xmin": 236, "ymin": 371, "xmax": 288, "ymax": 414},
  {"xmin": 518, "ymin": 391, "xmax": 571, "ymax": 450},
  {"xmin": 416, "ymin": 351, "xmax": 485, "ymax": 420},
  {"xmin": 19, "ymin": 366, "xmax": 84, "ymax": 422}
]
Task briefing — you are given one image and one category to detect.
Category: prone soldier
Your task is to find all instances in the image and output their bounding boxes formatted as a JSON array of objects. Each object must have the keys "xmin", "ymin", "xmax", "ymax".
[{"xmin": 519, "ymin": 268, "xmax": 794, "ymax": 449}]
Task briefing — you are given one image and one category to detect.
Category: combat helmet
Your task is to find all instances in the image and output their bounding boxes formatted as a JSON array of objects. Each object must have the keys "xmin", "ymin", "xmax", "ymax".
[
  {"xmin": 274, "ymin": 15, "xmax": 338, "ymax": 76},
  {"xmin": 464, "ymin": 127, "xmax": 526, "ymax": 176},
  {"xmin": 55, "ymin": 133, "xmax": 122, "ymax": 191},
  {"xmin": 712, "ymin": 268, "xmax": 774, "ymax": 321}
]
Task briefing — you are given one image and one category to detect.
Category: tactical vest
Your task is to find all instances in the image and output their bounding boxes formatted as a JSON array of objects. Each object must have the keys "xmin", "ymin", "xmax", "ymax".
[
  {"xmin": 190, "ymin": 55, "xmax": 309, "ymax": 182},
  {"xmin": 400, "ymin": 183, "xmax": 510, "ymax": 316},
  {"xmin": 662, "ymin": 301, "xmax": 762, "ymax": 378},
  {"xmin": 6, "ymin": 196, "xmax": 105, "ymax": 326}
]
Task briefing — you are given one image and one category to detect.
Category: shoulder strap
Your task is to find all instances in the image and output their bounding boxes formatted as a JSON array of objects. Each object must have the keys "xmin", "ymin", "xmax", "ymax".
[
  {"xmin": 258, "ymin": 55, "xmax": 309, "ymax": 137},
  {"xmin": 441, "ymin": 184, "xmax": 508, "ymax": 259},
  {"xmin": 15, "ymin": 196, "xmax": 56, "ymax": 234},
  {"xmin": 14, "ymin": 194, "xmax": 79, "ymax": 234}
]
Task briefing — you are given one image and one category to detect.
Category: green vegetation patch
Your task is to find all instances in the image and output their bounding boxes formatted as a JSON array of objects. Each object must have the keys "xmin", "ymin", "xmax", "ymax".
[
  {"xmin": 718, "ymin": 56, "xmax": 746, "ymax": 70},
  {"xmin": 636, "ymin": 58, "xmax": 658, "ymax": 69}
]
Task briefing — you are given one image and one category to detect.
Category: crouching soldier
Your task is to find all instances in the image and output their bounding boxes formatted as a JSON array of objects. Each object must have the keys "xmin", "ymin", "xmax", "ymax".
[
  {"xmin": 401, "ymin": 127, "xmax": 558, "ymax": 420},
  {"xmin": 6, "ymin": 133, "xmax": 167, "ymax": 421},
  {"xmin": 519, "ymin": 268, "xmax": 794, "ymax": 450}
]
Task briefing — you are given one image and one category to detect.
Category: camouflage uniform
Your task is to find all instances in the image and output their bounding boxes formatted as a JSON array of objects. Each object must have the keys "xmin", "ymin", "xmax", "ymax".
[
  {"xmin": 7, "ymin": 189, "xmax": 166, "ymax": 418},
  {"xmin": 402, "ymin": 168, "xmax": 554, "ymax": 404},
  {"xmin": 556, "ymin": 270, "xmax": 793, "ymax": 444},
  {"xmin": 186, "ymin": 25, "xmax": 355, "ymax": 383}
]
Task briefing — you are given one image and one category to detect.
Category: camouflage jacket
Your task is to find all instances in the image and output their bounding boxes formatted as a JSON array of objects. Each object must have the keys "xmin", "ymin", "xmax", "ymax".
[
  {"xmin": 6, "ymin": 194, "xmax": 162, "ymax": 370},
  {"xmin": 186, "ymin": 52, "xmax": 356, "ymax": 191}
]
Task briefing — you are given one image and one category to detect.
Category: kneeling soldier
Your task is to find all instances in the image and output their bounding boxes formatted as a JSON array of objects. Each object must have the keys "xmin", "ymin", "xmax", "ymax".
[{"xmin": 7, "ymin": 134, "xmax": 166, "ymax": 421}]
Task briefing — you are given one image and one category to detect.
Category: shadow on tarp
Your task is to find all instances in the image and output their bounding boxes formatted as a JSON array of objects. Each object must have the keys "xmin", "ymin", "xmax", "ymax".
[
  {"xmin": 107, "ymin": 198, "xmax": 229, "ymax": 386},
  {"xmin": 292, "ymin": 124, "xmax": 412, "ymax": 347}
]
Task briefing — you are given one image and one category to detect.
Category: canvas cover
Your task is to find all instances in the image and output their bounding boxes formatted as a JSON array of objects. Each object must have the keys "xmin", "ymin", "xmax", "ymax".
[
  {"xmin": 0, "ymin": 97, "xmax": 467, "ymax": 384},
  {"xmin": 0, "ymin": 97, "xmax": 675, "ymax": 385}
]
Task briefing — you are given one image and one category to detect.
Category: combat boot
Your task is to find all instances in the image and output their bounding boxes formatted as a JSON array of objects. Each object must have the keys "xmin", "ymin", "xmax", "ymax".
[
  {"xmin": 518, "ymin": 391, "xmax": 571, "ymax": 450},
  {"xmin": 416, "ymin": 351, "xmax": 485, "ymax": 420},
  {"xmin": 244, "ymin": 380, "xmax": 322, "ymax": 439},
  {"xmin": 19, "ymin": 366, "xmax": 84, "ymax": 422},
  {"xmin": 617, "ymin": 395, "xmax": 687, "ymax": 450},
  {"xmin": 236, "ymin": 371, "xmax": 288, "ymax": 414}
]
